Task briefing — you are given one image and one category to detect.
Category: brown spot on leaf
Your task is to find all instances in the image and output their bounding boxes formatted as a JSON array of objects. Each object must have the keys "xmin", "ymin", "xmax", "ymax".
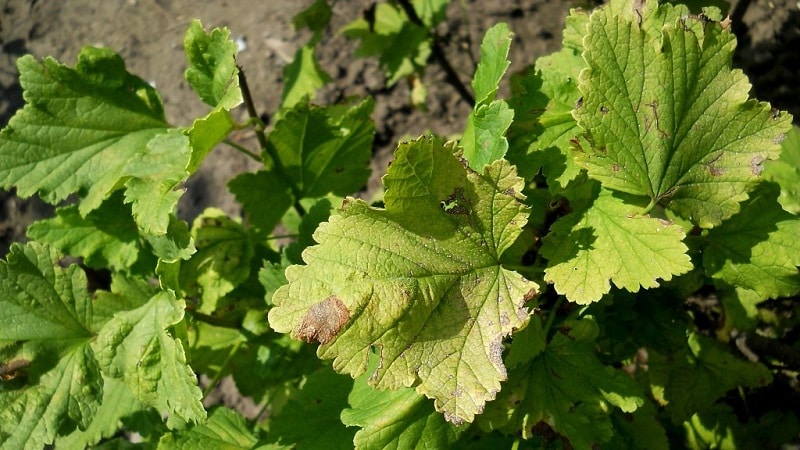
[
  {"xmin": 708, "ymin": 165, "xmax": 724, "ymax": 176},
  {"xmin": 751, "ymin": 156, "xmax": 765, "ymax": 176},
  {"xmin": 600, "ymin": 105, "xmax": 609, "ymax": 115},
  {"xmin": 612, "ymin": 163, "xmax": 620, "ymax": 172},
  {"xmin": 296, "ymin": 296, "xmax": 350, "ymax": 345}
]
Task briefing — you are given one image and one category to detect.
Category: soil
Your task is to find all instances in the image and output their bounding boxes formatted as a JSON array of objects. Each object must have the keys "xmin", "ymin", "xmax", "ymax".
[{"xmin": 0, "ymin": 0, "xmax": 798, "ymax": 422}]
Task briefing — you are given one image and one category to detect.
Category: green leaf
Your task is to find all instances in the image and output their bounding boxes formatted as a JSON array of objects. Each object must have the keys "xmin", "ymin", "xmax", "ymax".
[
  {"xmin": 228, "ymin": 171, "xmax": 294, "ymax": 234},
  {"xmin": 540, "ymin": 180, "xmax": 692, "ymax": 304},
  {"xmin": 607, "ymin": 402, "xmax": 669, "ymax": 450},
  {"xmin": 462, "ymin": 100, "xmax": 514, "ymax": 171},
  {"xmin": 703, "ymin": 182, "xmax": 800, "ymax": 299},
  {"xmin": 95, "ymin": 291, "xmax": 206, "ymax": 428},
  {"xmin": 480, "ymin": 317, "xmax": 644, "ymax": 448},
  {"xmin": 648, "ymin": 333, "xmax": 773, "ymax": 423},
  {"xmin": 293, "ymin": 0, "xmax": 333, "ymax": 37},
  {"xmin": 0, "ymin": 48, "xmax": 171, "ymax": 216},
  {"xmin": 281, "ymin": 44, "xmax": 332, "ymax": 110},
  {"xmin": 462, "ymin": 23, "xmax": 513, "ymax": 171},
  {"xmin": 574, "ymin": 0, "xmax": 792, "ymax": 227},
  {"xmin": 158, "ymin": 407, "xmax": 259, "ymax": 449},
  {"xmin": 506, "ymin": 9, "xmax": 588, "ymax": 188},
  {"xmin": 183, "ymin": 19, "xmax": 242, "ymax": 110},
  {"xmin": 27, "ymin": 192, "xmax": 140, "ymax": 271},
  {"xmin": 764, "ymin": 125, "xmax": 800, "ymax": 214},
  {"xmin": 265, "ymin": 98, "xmax": 374, "ymax": 198},
  {"xmin": 341, "ymin": 3, "xmax": 431, "ymax": 85},
  {"xmin": 187, "ymin": 107, "xmax": 236, "ymax": 175},
  {"xmin": 269, "ymin": 138, "xmax": 538, "ymax": 424},
  {"xmin": 268, "ymin": 368, "xmax": 355, "ymax": 449},
  {"xmin": 341, "ymin": 353, "xmax": 466, "ymax": 449},
  {"xmin": 179, "ymin": 208, "xmax": 254, "ymax": 313},
  {"xmin": 123, "ymin": 129, "xmax": 192, "ymax": 235},
  {"xmin": 0, "ymin": 243, "xmax": 102, "ymax": 448},
  {"xmin": 56, "ymin": 376, "xmax": 148, "ymax": 449},
  {"xmin": 471, "ymin": 22, "xmax": 512, "ymax": 106}
]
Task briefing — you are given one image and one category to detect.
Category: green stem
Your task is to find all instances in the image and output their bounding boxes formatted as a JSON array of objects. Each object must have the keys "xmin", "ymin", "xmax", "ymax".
[
  {"xmin": 237, "ymin": 66, "xmax": 306, "ymax": 216},
  {"xmin": 543, "ymin": 296, "xmax": 564, "ymax": 336},
  {"xmin": 395, "ymin": 0, "xmax": 475, "ymax": 107},
  {"xmin": 223, "ymin": 139, "xmax": 262, "ymax": 162},
  {"xmin": 202, "ymin": 341, "xmax": 243, "ymax": 398}
]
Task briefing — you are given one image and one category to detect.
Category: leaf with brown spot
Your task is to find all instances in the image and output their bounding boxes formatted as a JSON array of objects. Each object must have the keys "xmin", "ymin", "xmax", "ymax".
[{"xmin": 296, "ymin": 296, "xmax": 350, "ymax": 345}]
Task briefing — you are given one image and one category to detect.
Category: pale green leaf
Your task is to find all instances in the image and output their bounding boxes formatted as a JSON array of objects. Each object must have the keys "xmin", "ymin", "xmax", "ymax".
[
  {"xmin": 342, "ymin": 353, "xmax": 466, "ymax": 449},
  {"xmin": 462, "ymin": 100, "xmax": 514, "ymax": 171},
  {"xmin": 123, "ymin": 129, "xmax": 192, "ymax": 235},
  {"xmin": 461, "ymin": 23, "xmax": 513, "ymax": 170},
  {"xmin": 764, "ymin": 125, "xmax": 800, "ymax": 214},
  {"xmin": 703, "ymin": 182, "xmax": 800, "ymax": 299},
  {"xmin": 0, "ymin": 243, "xmax": 102, "ymax": 448},
  {"xmin": 95, "ymin": 291, "xmax": 206, "ymax": 428},
  {"xmin": 265, "ymin": 98, "xmax": 374, "ymax": 198},
  {"xmin": 540, "ymin": 181, "xmax": 692, "ymax": 304},
  {"xmin": 471, "ymin": 22, "xmax": 512, "ymax": 106},
  {"xmin": 480, "ymin": 317, "xmax": 644, "ymax": 449},
  {"xmin": 187, "ymin": 107, "xmax": 236, "ymax": 174},
  {"xmin": 27, "ymin": 192, "xmax": 140, "ymax": 271},
  {"xmin": 268, "ymin": 368, "xmax": 355, "ymax": 449},
  {"xmin": 0, "ymin": 242, "xmax": 95, "ymax": 341},
  {"xmin": 0, "ymin": 344, "xmax": 102, "ymax": 449},
  {"xmin": 341, "ymin": 3, "xmax": 431, "ymax": 85},
  {"xmin": 0, "ymin": 48, "xmax": 170, "ymax": 215},
  {"xmin": 56, "ymin": 376, "xmax": 148, "ymax": 449},
  {"xmin": 269, "ymin": 138, "xmax": 538, "ymax": 424},
  {"xmin": 179, "ymin": 208, "xmax": 254, "ymax": 313},
  {"xmin": 146, "ymin": 215, "xmax": 196, "ymax": 263},
  {"xmin": 281, "ymin": 44, "xmax": 332, "ymax": 110},
  {"xmin": 574, "ymin": 0, "xmax": 792, "ymax": 227},
  {"xmin": 184, "ymin": 19, "xmax": 242, "ymax": 110},
  {"xmin": 158, "ymin": 408, "xmax": 259, "ymax": 450}
]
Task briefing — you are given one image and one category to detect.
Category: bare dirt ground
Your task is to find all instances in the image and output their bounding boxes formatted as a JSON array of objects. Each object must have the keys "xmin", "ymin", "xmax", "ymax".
[
  {"xmin": 1, "ymin": 0, "xmax": 798, "ymax": 255},
  {"xmin": 1, "ymin": 0, "xmax": 798, "ymax": 418}
]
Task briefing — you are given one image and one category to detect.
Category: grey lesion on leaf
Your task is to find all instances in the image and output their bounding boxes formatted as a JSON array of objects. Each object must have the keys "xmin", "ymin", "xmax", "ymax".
[
  {"xmin": 0, "ymin": 358, "xmax": 31, "ymax": 381},
  {"xmin": 751, "ymin": 155, "xmax": 765, "ymax": 176},
  {"xmin": 705, "ymin": 152, "xmax": 725, "ymax": 177},
  {"xmin": 296, "ymin": 296, "xmax": 350, "ymax": 345}
]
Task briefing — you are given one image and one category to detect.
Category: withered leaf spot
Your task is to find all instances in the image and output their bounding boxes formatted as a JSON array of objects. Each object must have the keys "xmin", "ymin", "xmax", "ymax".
[{"xmin": 296, "ymin": 296, "xmax": 350, "ymax": 345}]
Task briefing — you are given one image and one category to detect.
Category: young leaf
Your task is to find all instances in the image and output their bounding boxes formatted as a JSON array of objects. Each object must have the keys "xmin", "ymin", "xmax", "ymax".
[
  {"xmin": 95, "ymin": 291, "xmax": 205, "ymax": 429},
  {"xmin": 269, "ymin": 138, "xmax": 538, "ymax": 424},
  {"xmin": 341, "ymin": 2, "xmax": 433, "ymax": 85},
  {"xmin": 158, "ymin": 407, "xmax": 259, "ymax": 449},
  {"xmin": 228, "ymin": 171, "xmax": 294, "ymax": 234},
  {"xmin": 183, "ymin": 19, "xmax": 242, "ymax": 110},
  {"xmin": 480, "ymin": 317, "xmax": 644, "ymax": 448},
  {"xmin": 0, "ymin": 243, "xmax": 102, "ymax": 448},
  {"xmin": 178, "ymin": 208, "xmax": 254, "ymax": 313},
  {"xmin": 574, "ymin": 0, "xmax": 792, "ymax": 227},
  {"xmin": 27, "ymin": 192, "xmax": 141, "ymax": 271},
  {"xmin": 703, "ymin": 182, "xmax": 800, "ymax": 299},
  {"xmin": 341, "ymin": 353, "xmax": 466, "ymax": 449},
  {"xmin": 506, "ymin": 9, "xmax": 588, "ymax": 188},
  {"xmin": 281, "ymin": 44, "xmax": 332, "ymax": 110},
  {"xmin": 462, "ymin": 23, "xmax": 514, "ymax": 170},
  {"xmin": 0, "ymin": 48, "xmax": 170, "ymax": 217},
  {"xmin": 471, "ymin": 22, "xmax": 512, "ymax": 106},
  {"xmin": 540, "ymin": 180, "xmax": 692, "ymax": 304}
]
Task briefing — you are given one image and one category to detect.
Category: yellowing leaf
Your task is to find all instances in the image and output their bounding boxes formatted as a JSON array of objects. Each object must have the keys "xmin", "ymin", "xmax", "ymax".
[{"xmin": 269, "ymin": 138, "xmax": 538, "ymax": 424}]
